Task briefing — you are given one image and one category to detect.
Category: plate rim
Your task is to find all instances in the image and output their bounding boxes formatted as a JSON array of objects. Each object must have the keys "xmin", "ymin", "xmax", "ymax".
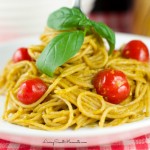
[{"xmin": 0, "ymin": 32, "xmax": 150, "ymax": 146}]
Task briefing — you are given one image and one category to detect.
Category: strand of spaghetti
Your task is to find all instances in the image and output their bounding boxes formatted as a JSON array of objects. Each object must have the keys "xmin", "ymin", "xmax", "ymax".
[
  {"xmin": 57, "ymin": 93, "xmax": 77, "ymax": 106},
  {"xmin": 127, "ymin": 114, "xmax": 145, "ymax": 123},
  {"xmin": 75, "ymin": 114, "xmax": 89, "ymax": 129},
  {"xmin": 146, "ymin": 85, "xmax": 150, "ymax": 116},
  {"xmin": 60, "ymin": 63, "xmax": 86, "ymax": 77},
  {"xmin": 28, "ymin": 44, "xmax": 45, "ymax": 60},
  {"xmin": 99, "ymin": 107, "xmax": 116, "ymax": 127},
  {"xmin": 77, "ymin": 92, "xmax": 106, "ymax": 119},
  {"xmin": 54, "ymin": 85, "xmax": 78, "ymax": 94},
  {"xmin": 106, "ymin": 98, "xmax": 145, "ymax": 119},
  {"xmin": 65, "ymin": 75, "xmax": 93, "ymax": 88},
  {"xmin": 22, "ymin": 96, "xmax": 73, "ymax": 130},
  {"xmin": 83, "ymin": 49, "xmax": 108, "ymax": 69},
  {"xmin": 40, "ymin": 27, "xmax": 61, "ymax": 44},
  {"xmin": 89, "ymin": 39, "xmax": 98, "ymax": 51},
  {"xmin": 2, "ymin": 92, "xmax": 11, "ymax": 119},
  {"xmin": 68, "ymin": 45, "xmax": 92, "ymax": 62},
  {"xmin": 57, "ymin": 78, "xmax": 74, "ymax": 88},
  {"xmin": 135, "ymin": 82, "xmax": 143, "ymax": 97},
  {"xmin": 6, "ymin": 107, "xmax": 23, "ymax": 122},
  {"xmin": 106, "ymin": 58, "xmax": 143, "ymax": 66},
  {"xmin": 30, "ymin": 114, "xmax": 42, "ymax": 121},
  {"xmin": 82, "ymin": 118, "xmax": 97, "ymax": 127},
  {"xmin": 106, "ymin": 111, "xmax": 136, "ymax": 119},
  {"xmin": 106, "ymin": 102, "xmax": 139, "ymax": 118},
  {"xmin": 34, "ymin": 101, "xmax": 65, "ymax": 112},
  {"xmin": 81, "ymin": 96, "xmax": 101, "ymax": 108},
  {"xmin": 105, "ymin": 117, "xmax": 129, "ymax": 127},
  {"xmin": 125, "ymin": 84, "xmax": 148, "ymax": 106},
  {"xmin": 7, "ymin": 61, "xmax": 37, "ymax": 80}
]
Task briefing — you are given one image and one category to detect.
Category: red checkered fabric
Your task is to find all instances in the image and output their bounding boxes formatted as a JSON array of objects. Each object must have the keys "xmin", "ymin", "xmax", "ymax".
[{"xmin": 1, "ymin": 134, "xmax": 150, "ymax": 150}]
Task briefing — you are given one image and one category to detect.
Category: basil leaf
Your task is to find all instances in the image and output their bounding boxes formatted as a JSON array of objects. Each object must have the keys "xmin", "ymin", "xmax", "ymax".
[
  {"xmin": 36, "ymin": 31, "xmax": 84, "ymax": 77},
  {"xmin": 47, "ymin": 7, "xmax": 91, "ymax": 30},
  {"xmin": 92, "ymin": 21, "xmax": 115, "ymax": 54}
]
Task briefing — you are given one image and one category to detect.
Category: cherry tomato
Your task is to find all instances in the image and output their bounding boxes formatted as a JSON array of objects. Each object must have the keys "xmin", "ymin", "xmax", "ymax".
[
  {"xmin": 122, "ymin": 40, "xmax": 149, "ymax": 62},
  {"xmin": 17, "ymin": 78, "xmax": 48, "ymax": 105},
  {"xmin": 12, "ymin": 47, "xmax": 32, "ymax": 63},
  {"xmin": 93, "ymin": 69, "xmax": 130, "ymax": 104}
]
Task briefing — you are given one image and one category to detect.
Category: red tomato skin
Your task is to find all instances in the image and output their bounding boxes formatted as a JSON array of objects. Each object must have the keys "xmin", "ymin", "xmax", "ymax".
[
  {"xmin": 122, "ymin": 40, "xmax": 149, "ymax": 62},
  {"xmin": 17, "ymin": 78, "xmax": 48, "ymax": 105},
  {"xmin": 13, "ymin": 47, "xmax": 32, "ymax": 63},
  {"xmin": 93, "ymin": 69, "xmax": 130, "ymax": 104}
]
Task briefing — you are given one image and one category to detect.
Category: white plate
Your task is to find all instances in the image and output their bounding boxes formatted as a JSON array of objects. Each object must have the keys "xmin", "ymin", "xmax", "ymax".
[{"xmin": 0, "ymin": 33, "xmax": 150, "ymax": 148}]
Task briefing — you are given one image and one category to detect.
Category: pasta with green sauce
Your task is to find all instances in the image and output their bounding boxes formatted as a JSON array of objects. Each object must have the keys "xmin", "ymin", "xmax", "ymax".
[{"xmin": 0, "ymin": 7, "xmax": 150, "ymax": 131}]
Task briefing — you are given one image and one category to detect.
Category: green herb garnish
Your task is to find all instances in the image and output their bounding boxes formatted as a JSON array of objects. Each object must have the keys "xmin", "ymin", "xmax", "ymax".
[{"xmin": 36, "ymin": 7, "xmax": 115, "ymax": 77}]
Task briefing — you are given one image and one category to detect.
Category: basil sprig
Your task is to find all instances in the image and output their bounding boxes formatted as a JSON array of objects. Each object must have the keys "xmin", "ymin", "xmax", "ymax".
[
  {"xmin": 36, "ymin": 7, "xmax": 115, "ymax": 77},
  {"xmin": 47, "ymin": 7, "xmax": 91, "ymax": 30},
  {"xmin": 91, "ymin": 21, "xmax": 115, "ymax": 55},
  {"xmin": 36, "ymin": 31, "xmax": 84, "ymax": 77}
]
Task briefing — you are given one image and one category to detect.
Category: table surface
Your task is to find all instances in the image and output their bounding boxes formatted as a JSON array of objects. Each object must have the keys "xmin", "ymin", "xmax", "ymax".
[{"xmin": 1, "ymin": 134, "xmax": 150, "ymax": 150}]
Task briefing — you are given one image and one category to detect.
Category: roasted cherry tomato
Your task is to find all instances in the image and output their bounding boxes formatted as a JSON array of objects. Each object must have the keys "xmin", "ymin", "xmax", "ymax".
[
  {"xmin": 17, "ymin": 78, "xmax": 48, "ymax": 105},
  {"xmin": 93, "ymin": 69, "xmax": 130, "ymax": 104},
  {"xmin": 122, "ymin": 40, "xmax": 149, "ymax": 62},
  {"xmin": 12, "ymin": 47, "xmax": 32, "ymax": 63}
]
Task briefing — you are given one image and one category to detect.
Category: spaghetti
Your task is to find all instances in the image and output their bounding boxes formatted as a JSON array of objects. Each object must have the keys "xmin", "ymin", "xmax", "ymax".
[{"xmin": 1, "ymin": 27, "xmax": 150, "ymax": 130}]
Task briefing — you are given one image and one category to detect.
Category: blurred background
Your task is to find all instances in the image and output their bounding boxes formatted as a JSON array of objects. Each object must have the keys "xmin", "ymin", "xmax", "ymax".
[
  {"xmin": 89, "ymin": 0, "xmax": 150, "ymax": 36},
  {"xmin": 89, "ymin": 0, "xmax": 133, "ymax": 33},
  {"xmin": 0, "ymin": 0, "xmax": 150, "ymax": 42}
]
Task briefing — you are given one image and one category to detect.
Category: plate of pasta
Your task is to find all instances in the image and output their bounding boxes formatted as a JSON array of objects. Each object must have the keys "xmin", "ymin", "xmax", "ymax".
[{"xmin": 1, "ymin": 7, "xmax": 150, "ymax": 148}]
